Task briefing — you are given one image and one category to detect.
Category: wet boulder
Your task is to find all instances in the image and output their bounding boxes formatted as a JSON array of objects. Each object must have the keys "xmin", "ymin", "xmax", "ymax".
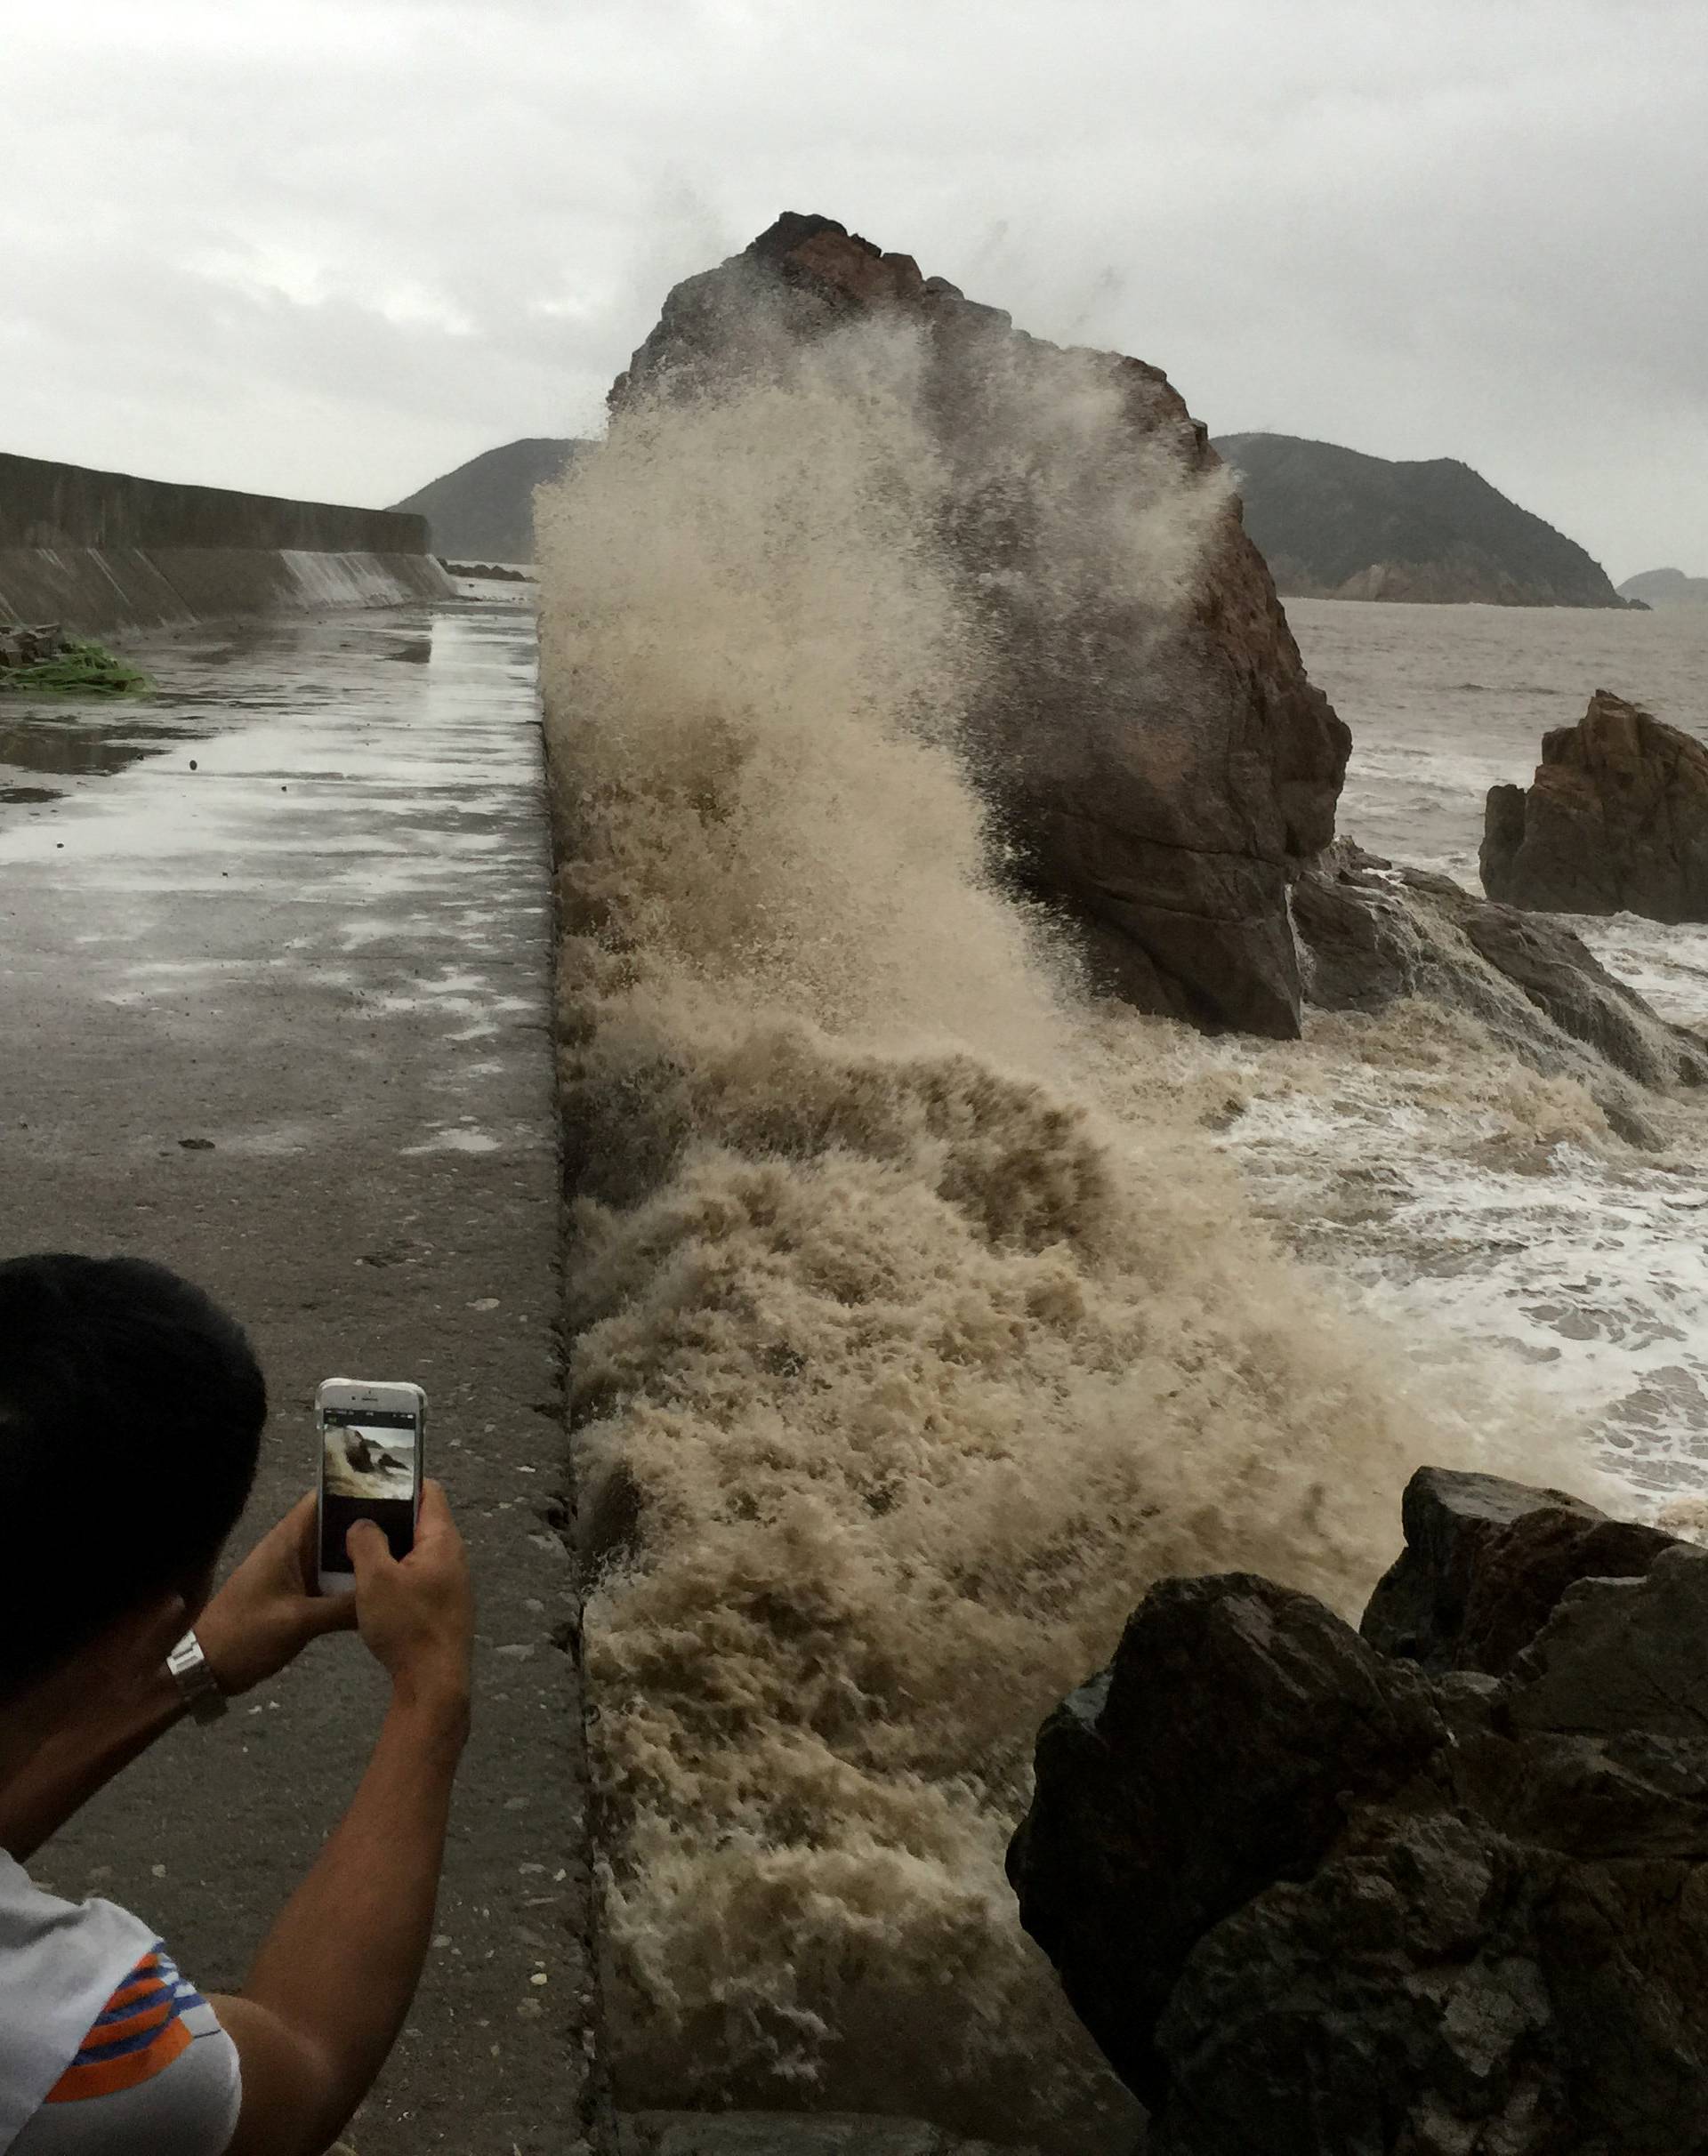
[
  {"xmin": 1009, "ymin": 1468, "xmax": 1708, "ymax": 2153},
  {"xmin": 607, "ymin": 213, "xmax": 1349, "ymax": 1039},
  {"xmin": 1481, "ymin": 689, "xmax": 1708, "ymax": 923},
  {"xmin": 1005, "ymin": 1573, "xmax": 1446, "ymax": 2111},
  {"xmin": 1293, "ymin": 839, "xmax": 1708, "ymax": 1136},
  {"xmin": 1361, "ymin": 1463, "xmax": 1680, "ymax": 1677}
]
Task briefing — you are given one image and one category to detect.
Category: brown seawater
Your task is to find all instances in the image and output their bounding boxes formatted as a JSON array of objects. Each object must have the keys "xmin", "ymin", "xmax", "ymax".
[{"xmin": 536, "ymin": 326, "xmax": 1602, "ymax": 2140}]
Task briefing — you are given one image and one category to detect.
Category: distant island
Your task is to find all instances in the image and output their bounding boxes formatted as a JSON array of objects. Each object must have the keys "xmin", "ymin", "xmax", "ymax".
[
  {"xmin": 390, "ymin": 437, "xmax": 587, "ymax": 564},
  {"xmin": 1212, "ymin": 432, "xmax": 1625, "ymax": 607},
  {"xmin": 1617, "ymin": 567, "xmax": 1708, "ymax": 607}
]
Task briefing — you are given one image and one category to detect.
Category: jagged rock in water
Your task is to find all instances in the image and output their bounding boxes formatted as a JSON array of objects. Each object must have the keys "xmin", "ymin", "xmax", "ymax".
[
  {"xmin": 1361, "ymin": 1464, "xmax": 1679, "ymax": 1677},
  {"xmin": 1481, "ymin": 690, "xmax": 1708, "ymax": 923},
  {"xmin": 607, "ymin": 213, "xmax": 1349, "ymax": 1038},
  {"xmin": 1009, "ymin": 1468, "xmax": 1708, "ymax": 2153},
  {"xmin": 1293, "ymin": 839, "xmax": 1708, "ymax": 1140}
]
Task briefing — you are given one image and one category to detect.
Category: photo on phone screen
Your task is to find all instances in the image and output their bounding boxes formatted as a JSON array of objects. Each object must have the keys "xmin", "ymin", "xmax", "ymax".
[{"xmin": 319, "ymin": 1407, "xmax": 420, "ymax": 1573}]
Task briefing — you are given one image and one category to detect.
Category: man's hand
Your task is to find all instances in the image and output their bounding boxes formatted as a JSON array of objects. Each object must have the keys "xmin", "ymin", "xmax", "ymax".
[
  {"xmin": 346, "ymin": 1482, "xmax": 472, "ymax": 1731},
  {"xmin": 197, "ymin": 1494, "xmax": 356, "ymax": 1697},
  {"xmin": 214, "ymin": 1484, "xmax": 474, "ymax": 2156}
]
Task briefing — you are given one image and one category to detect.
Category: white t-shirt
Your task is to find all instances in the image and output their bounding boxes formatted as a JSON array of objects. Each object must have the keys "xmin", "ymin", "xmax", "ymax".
[{"xmin": 0, "ymin": 1852, "xmax": 239, "ymax": 2156}]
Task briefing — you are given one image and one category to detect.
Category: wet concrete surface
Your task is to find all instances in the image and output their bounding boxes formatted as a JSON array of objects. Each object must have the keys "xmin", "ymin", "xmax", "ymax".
[{"xmin": 0, "ymin": 600, "xmax": 591, "ymax": 2153}]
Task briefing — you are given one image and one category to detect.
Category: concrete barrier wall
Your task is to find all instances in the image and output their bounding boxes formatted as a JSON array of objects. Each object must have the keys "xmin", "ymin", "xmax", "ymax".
[
  {"xmin": 0, "ymin": 451, "xmax": 430, "ymax": 553},
  {"xmin": 0, "ymin": 451, "xmax": 454, "ymax": 631},
  {"xmin": 0, "ymin": 546, "xmax": 454, "ymax": 632}
]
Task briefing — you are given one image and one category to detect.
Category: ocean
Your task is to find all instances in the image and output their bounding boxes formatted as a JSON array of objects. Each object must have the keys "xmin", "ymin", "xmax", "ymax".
[{"xmin": 1231, "ymin": 599, "xmax": 1708, "ymax": 1508}]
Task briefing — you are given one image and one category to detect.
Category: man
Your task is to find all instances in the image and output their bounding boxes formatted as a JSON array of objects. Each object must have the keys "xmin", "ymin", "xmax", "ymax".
[{"xmin": 0, "ymin": 1251, "xmax": 474, "ymax": 2156}]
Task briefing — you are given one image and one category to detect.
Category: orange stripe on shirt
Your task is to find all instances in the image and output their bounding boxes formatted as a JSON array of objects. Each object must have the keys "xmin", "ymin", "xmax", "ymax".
[
  {"xmin": 44, "ymin": 2014, "xmax": 192, "ymax": 2102},
  {"xmin": 104, "ymin": 1970, "xmax": 168, "ymax": 2014},
  {"xmin": 73, "ymin": 1992, "xmax": 174, "ymax": 2053}
]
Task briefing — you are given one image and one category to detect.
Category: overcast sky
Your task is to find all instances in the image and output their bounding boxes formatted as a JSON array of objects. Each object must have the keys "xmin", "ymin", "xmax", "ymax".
[{"xmin": 6, "ymin": 0, "xmax": 1703, "ymax": 580}]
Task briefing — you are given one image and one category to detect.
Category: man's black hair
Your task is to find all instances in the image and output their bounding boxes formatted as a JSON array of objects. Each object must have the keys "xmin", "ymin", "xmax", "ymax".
[{"xmin": 0, "ymin": 1253, "xmax": 265, "ymax": 1697}]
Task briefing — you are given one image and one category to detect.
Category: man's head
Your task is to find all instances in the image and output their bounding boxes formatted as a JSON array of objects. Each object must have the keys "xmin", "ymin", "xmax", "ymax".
[{"xmin": 0, "ymin": 1253, "xmax": 265, "ymax": 1700}]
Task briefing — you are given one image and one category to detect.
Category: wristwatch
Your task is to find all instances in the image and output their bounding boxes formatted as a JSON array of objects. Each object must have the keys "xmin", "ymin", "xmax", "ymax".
[{"xmin": 165, "ymin": 1629, "xmax": 229, "ymax": 1725}]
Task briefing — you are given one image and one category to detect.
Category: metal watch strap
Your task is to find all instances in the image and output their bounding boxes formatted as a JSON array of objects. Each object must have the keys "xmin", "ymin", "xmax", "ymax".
[{"xmin": 165, "ymin": 1629, "xmax": 229, "ymax": 1724}]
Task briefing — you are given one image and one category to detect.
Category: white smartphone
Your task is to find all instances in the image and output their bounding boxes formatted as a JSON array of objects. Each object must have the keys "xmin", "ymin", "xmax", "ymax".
[{"xmin": 316, "ymin": 1376, "xmax": 426, "ymax": 1596}]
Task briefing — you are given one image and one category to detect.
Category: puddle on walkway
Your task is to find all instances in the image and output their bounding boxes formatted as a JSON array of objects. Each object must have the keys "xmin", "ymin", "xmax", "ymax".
[
  {"xmin": 0, "ymin": 606, "xmax": 537, "ymax": 852},
  {"xmin": 0, "ymin": 608, "xmax": 512, "ymax": 803},
  {"xmin": 1, "ymin": 600, "xmax": 547, "ymax": 1156},
  {"xmin": 0, "ymin": 708, "xmax": 212, "ymax": 782}
]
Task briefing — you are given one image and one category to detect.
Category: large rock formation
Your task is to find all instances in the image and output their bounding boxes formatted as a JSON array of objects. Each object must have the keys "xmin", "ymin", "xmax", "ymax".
[
  {"xmin": 1293, "ymin": 840, "xmax": 1708, "ymax": 1140},
  {"xmin": 604, "ymin": 213, "xmax": 1349, "ymax": 1038},
  {"xmin": 1213, "ymin": 432, "xmax": 1625, "ymax": 607},
  {"xmin": 1009, "ymin": 1468, "xmax": 1708, "ymax": 2152},
  {"xmin": 1482, "ymin": 690, "xmax": 1708, "ymax": 924}
]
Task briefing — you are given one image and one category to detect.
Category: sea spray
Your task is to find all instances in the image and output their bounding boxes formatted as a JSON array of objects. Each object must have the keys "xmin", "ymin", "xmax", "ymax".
[{"xmin": 536, "ymin": 318, "xmax": 1559, "ymax": 2138}]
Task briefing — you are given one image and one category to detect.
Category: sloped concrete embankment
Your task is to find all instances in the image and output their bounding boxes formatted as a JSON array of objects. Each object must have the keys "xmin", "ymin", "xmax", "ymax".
[{"xmin": 0, "ymin": 448, "xmax": 453, "ymax": 630}]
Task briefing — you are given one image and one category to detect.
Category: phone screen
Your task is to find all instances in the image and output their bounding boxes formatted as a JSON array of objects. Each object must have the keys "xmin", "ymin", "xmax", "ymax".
[{"xmin": 318, "ymin": 1406, "xmax": 420, "ymax": 1575}]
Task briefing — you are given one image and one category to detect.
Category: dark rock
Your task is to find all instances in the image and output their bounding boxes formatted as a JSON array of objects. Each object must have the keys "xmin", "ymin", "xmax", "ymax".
[
  {"xmin": 1293, "ymin": 840, "xmax": 1708, "ymax": 1132},
  {"xmin": 440, "ymin": 559, "xmax": 532, "ymax": 583},
  {"xmin": 1005, "ymin": 1573, "xmax": 1446, "ymax": 2108},
  {"xmin": 606, "ymin": 213, "xmax": 1349, "ymax": 1039},
  {"xmin": 1505, "ymin": 1545, "xmax": 1708, "ymax": 1741},
  {"xmin": 1480, "ymin": 689, "xmax": 1708, "ymax": 924},
  {"xmin": 1011, "ymin": 1470, "xmax": 1708, "ymax": 2153},
  {"xmin": 1362, "ymin": 1465, "xmax": 1678, "ymax": 1677}
]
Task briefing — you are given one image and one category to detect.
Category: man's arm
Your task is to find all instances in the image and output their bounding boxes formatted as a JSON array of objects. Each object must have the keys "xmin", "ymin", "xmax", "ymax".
[
  {"xmin": 0, "ymin": 1497, "xmax": 351, "ymax": 1862},
  {"xmin": 210, "ymin": 1483, "xmax": 473, "ymax": 2156}
]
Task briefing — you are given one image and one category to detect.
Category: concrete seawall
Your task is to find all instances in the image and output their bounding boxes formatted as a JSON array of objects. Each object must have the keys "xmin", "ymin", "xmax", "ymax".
[{"xmin": 0, "ymin": 450, "xmax": 454, "ymax": 631}]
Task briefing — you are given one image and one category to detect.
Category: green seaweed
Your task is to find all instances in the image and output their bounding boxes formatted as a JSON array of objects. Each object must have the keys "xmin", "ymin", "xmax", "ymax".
[{"xmin": 0, "ymin": 640, "xmax": 151, "ymax": 696}]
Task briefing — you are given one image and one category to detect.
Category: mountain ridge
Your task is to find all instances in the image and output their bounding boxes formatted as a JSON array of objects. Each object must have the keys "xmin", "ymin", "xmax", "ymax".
[
  {"xmin": 1213, "ymin": 430, "xmax": 1623, "ymax": 607},
  {"xmin": 389, "ymin": 436, "xmax": 586, "ymax": 562},
  {"xmin": 1618, "ymin": 567, "xmax": 1708, "ymax": 607}
]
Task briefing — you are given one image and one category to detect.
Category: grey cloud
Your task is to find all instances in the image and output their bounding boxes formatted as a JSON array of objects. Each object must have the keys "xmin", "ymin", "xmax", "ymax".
[{"xmin": 3, "ymin": 0, "xmax": 1703, "ymax": 575}]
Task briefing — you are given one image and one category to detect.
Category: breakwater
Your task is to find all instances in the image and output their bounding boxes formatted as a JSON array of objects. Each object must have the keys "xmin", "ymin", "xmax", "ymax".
[{"xmin": 0, "ymin": 450, "xmax": 452, "ymax": 631}]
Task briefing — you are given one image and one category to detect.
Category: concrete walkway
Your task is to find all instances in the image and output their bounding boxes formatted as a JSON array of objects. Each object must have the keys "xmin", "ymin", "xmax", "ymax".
[{"xmin": 0, "ymin": 600, "xmax": 592, "ymax": 2153}]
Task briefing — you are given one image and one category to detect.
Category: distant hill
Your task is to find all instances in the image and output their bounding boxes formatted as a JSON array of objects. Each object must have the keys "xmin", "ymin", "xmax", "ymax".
[
  {"xmin": 1212, "ymin": 432, "xmax": 1623, "ymax": 607},
  {"xmin": 389, "ymin": 437, "xmax": 587, "ymax": 563},
  {"xmin": 1618, "ymin": 567, "xmax": 1708, "ymax": 607}
]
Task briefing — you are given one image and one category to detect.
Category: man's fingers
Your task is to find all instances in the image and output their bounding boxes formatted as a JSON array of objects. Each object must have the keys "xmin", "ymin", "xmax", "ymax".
[
  {"xmin": 411, "ymin": 1480, "xmax": 457, "ymax": 1550},
  {"xmin": 302, "ymin": 1587, "xmax": 360, "ymax": 1637},
  {"xmin": 345, "ymin": 1517, "xmax": 391, "ymax": 1583},
  {"xmin": 281, "ymin": 1491, "xmax": 318, "ymax": 1563}
]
